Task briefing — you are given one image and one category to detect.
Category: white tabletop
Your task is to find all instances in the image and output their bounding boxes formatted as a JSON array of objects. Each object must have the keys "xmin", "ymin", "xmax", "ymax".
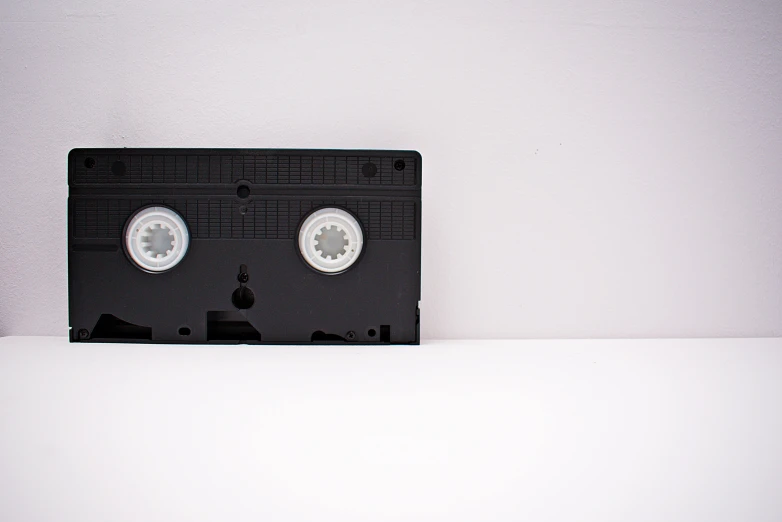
[{"xmin": 1, "ymin": 336, "xmax": 781, "ymax": 522}]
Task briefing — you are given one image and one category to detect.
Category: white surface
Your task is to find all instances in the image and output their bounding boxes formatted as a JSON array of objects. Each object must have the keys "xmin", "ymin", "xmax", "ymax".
[
  {"xmin": 1, "ymin": 336, "xmax": 781, "ymax": 522},
  {"xmin": 2, "ymin": 0, "xmax": 782, "ymax": 338}
]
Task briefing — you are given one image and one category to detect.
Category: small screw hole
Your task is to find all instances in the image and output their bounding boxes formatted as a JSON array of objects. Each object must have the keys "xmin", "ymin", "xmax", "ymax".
[
  {"xmin": 367, "ymin": 328, "xmax": 377, "ymax": 337},
  {"xmin": 362, "ymin": 162, "xmax": 377, "ymax": 177},
  {"xmin": 178, "ymin": 327, "xmax": 191, "ymax": 336},
  {"xmin": 111, "ymin": 160, "xmax": 126, "ymax": 176},
  {"xmin": 84, "ymin": 157, "xmax": 96, "ymax": 169},
  {"xmin": 394, "ymin": 159, "xmax": 405, "ymax": 171}
]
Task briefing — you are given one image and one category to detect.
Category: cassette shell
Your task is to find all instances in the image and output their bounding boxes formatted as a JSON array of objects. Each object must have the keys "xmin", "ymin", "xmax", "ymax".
[{"xmin": 67, "ymin": 148, "xmax": 422, "ymax": 344}]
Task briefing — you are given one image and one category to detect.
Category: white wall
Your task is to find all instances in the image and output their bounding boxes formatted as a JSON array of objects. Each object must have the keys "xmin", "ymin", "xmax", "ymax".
[{"xmin": 1, "ymin": 0, "xmax": 780, "ymax": 339}]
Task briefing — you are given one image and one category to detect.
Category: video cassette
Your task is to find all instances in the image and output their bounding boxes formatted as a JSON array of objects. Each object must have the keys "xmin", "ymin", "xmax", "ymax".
[{"xmin": 68, "ymin": 149, "xmax": 422, "ymax": 344}]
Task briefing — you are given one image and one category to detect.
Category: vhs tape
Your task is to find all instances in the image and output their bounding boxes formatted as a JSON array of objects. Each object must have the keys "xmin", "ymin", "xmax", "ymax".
[{"xmin": 68, "ymin": 149, "xmax": 421, "ymax": 344}]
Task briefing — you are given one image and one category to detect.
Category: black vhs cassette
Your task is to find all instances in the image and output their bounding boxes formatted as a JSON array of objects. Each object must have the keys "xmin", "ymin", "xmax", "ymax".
[{"xmin": 68, "ymin": 149, "xmax": 422, "ymax": 344}]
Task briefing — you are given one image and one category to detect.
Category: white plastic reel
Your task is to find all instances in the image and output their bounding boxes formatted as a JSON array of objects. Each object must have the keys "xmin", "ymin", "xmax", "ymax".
[
  {"xmin": 124, "ymin": 206, "xmax": 190, "ymax": 272},
  {"xmin": 298, "ymin": 207, "xmax": 364, "ymax": 273}
]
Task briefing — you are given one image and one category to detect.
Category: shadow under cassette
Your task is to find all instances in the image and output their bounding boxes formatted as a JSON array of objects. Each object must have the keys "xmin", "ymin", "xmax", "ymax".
[{"xmin": 68, "ymin": 149, "xmax": 422, "ymax": 344}]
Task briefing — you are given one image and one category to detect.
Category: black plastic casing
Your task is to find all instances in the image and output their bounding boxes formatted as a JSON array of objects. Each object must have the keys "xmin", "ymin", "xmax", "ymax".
[{"xmin": 68, "ymin": 149, "xmax": 422, "ymax": 344}]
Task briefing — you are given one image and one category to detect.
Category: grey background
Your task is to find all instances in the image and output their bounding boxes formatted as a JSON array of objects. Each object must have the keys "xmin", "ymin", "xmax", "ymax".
[{"xmin": 1, "ymin": 0, "xmax": 780, "ymax": 339}]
